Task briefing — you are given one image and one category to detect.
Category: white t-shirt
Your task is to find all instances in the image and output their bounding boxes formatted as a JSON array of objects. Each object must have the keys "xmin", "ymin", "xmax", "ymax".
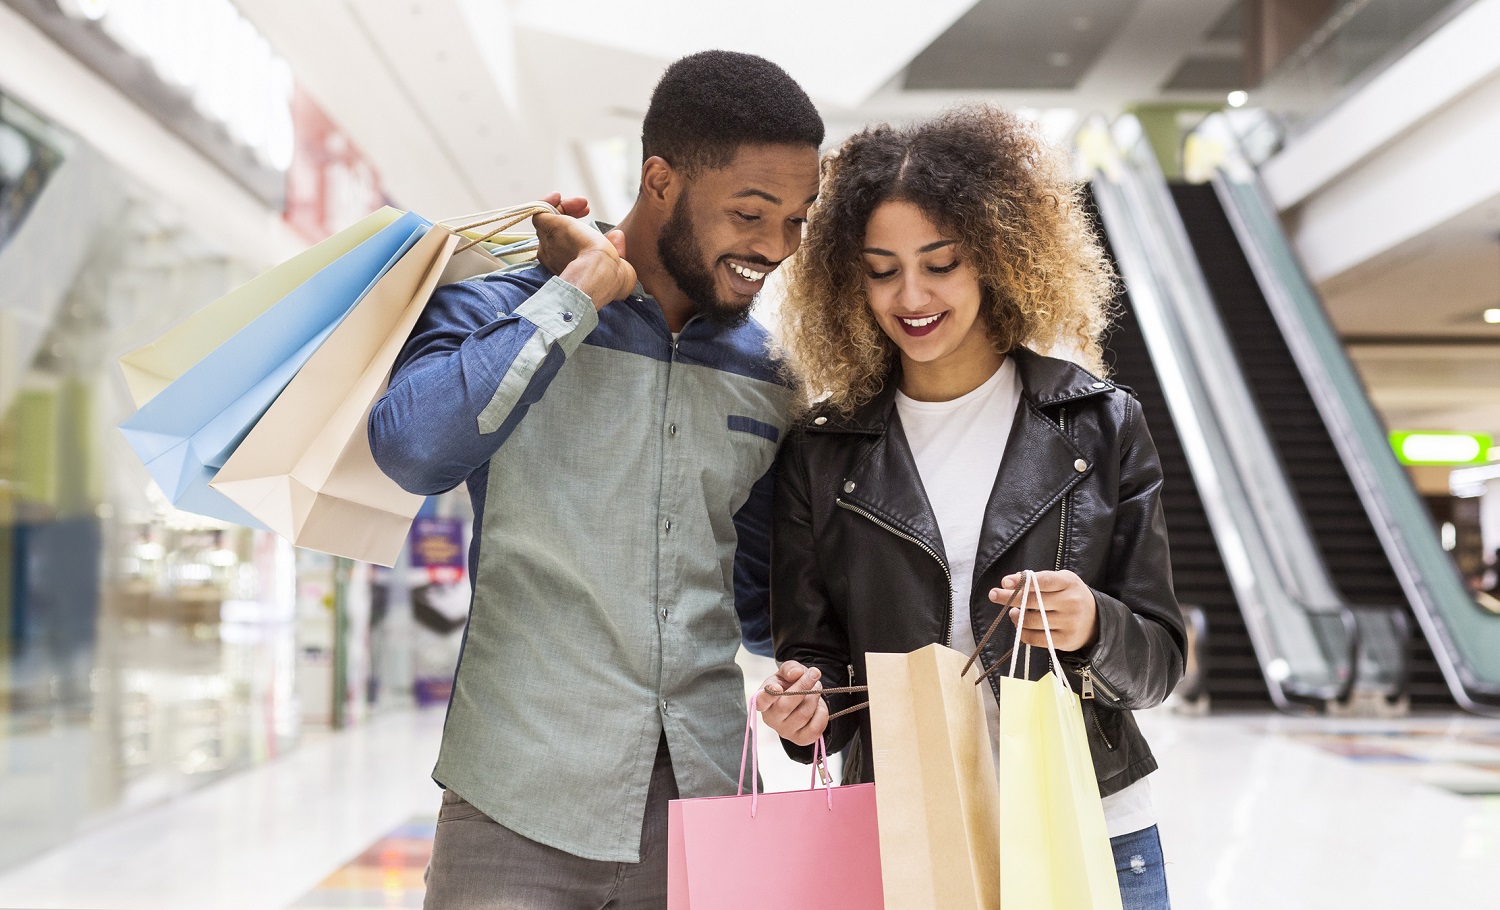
[{"xmin": 895, "ymin": 359, "xmax": 1155, "ymax": 838}]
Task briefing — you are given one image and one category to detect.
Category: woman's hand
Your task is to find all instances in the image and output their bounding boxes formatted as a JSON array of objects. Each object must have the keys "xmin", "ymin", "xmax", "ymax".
[
  {"xmin": 989, "ymin": 570, "xmax": 1099, "ymax": 652},
  {"xmin": 753, "ymin": 661, "xmax": 829, "ymax": 747}
]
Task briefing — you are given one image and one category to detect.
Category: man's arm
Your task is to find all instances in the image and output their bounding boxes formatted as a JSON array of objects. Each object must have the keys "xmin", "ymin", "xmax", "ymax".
[{"xmin": 369, "ymin": 219, "xmax": 635, "ymax": 495}]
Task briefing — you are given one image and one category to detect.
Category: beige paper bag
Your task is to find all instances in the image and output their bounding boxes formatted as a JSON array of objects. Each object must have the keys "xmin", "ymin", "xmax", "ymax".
[
  {"xmin": 209, "ymin": 204, "xmax": 551, "ymax": 566},
  {"xmin": 866, "ymin": 643, "xmax": 1001, "ymax": 910}
]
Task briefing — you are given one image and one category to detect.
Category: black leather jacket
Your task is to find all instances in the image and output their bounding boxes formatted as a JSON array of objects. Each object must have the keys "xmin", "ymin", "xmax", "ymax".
[{"xmin": 771, "ymin": 348, "xmax": 1186, "ymax": 797}]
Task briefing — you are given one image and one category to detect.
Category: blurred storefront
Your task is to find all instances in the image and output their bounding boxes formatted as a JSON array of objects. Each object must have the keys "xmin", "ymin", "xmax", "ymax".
[{"xmin": 0, "ymin": 0, "xmax": 445, "ymax": 870}]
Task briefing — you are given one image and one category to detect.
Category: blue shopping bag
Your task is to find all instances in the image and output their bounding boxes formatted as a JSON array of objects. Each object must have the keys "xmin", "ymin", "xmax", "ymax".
[{"xmin": 119, "ymin": 210, "xmax": 431, "ymax": 527}]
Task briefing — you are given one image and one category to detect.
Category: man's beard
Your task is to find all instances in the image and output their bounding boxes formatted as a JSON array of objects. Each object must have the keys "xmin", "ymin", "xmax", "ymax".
[{"xmin": 657, "ymin": 192, "xmax": 755, "ymax": 330}]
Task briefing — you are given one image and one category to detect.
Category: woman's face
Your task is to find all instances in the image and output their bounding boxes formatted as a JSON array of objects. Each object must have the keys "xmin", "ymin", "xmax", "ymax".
[{"xmin": 861, "ymin": 199, "xmax": 989, "ymax": 369}]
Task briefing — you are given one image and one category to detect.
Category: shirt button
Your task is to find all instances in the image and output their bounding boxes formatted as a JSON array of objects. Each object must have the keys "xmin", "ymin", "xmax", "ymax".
[
  {"xmin": 669, "ymin": 423, "xmax": 678, "ymax": 436},
  {"xmin": 660, "ymin": 700, "xmax": 670, "ymax": 715},
  {"xmin": 843, "ymin": 480, "xmax": 856, "ymax": 493},
  {"xmin": 562, "ymin": 311, "xmax": 574, "ymax": 322},
  {"xmin": 664, "ymin": 519, "xmax": 672, "ymax": 532},
  {"xmin": 1074, "ymin": 459, "xmax": 1088, "ymax": 473},
  {"xmin": 660, "ymin": 607, "xmax": 669, "ymax": 620}
]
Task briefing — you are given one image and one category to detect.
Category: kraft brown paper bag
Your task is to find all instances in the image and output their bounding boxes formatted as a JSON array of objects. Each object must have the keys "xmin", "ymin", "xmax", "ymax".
[
  {"xmin": 210, "ymin": 205, "xmax": 553, "ymax": 566},
  {"xmin": 866, "ymin": 643, "xmax": 1001, "ymax": 910}
]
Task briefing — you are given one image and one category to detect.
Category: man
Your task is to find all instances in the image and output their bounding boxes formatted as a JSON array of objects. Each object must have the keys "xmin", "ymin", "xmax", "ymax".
[{"xmin": 368, "ymin": 51, "xmax": 823, "ymax": 908}]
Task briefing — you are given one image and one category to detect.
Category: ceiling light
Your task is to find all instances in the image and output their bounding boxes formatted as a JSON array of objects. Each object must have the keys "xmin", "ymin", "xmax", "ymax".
[
  {"xmin": 1484, "ymin": 308, "xmax": 1500, "ymax": 324},
  {"xmin": 1227, "ymin": 91, "xmax": 1249, "ymax": 108}
]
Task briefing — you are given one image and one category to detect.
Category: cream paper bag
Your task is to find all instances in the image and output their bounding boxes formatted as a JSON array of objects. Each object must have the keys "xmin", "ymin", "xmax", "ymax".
[
  {"xmin": 866, "ymin": 643, "xmax": 1001, "ymax": 910},
  {"xmin": 209, "ymin": 204, "xmax": 554, "ymax": 565}
]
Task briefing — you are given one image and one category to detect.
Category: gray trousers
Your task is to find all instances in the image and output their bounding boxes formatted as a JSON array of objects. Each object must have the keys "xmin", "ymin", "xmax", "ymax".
[{"xmin": 423, "ymin": 737, "xmax": 678, "ymax": 910}]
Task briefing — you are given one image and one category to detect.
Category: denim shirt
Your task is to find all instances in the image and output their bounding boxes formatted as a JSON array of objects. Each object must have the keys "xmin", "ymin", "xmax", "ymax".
[{"xmin": 368, "ymin": 263, "xmax": 789, "ymax": 861}]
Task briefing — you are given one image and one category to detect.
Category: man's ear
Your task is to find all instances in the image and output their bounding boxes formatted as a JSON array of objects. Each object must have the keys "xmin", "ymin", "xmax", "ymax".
[{"xmin": 640, "ymin": 156, "xmax": 677, "ymax": 208}]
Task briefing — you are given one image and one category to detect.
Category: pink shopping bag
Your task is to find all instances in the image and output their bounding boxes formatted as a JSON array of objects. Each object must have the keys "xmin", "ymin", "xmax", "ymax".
[{"xmin": 667, "ymin": 695, "xmax": 884, "ymax": 909}]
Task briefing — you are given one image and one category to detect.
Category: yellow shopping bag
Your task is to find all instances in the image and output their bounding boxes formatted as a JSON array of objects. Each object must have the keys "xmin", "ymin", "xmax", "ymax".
[
  {"xmin": 866, "ymin": 643, "xmax": 1001, "ymax": 910},
  {"xmin": 992, "ymin": 570, "xmax": 1123, "ymax": 910},
  {"xmin": 118, "ymin": 208, "xmax": 407, "ymax": 407},
  {"xmin": 208, "ymin": 204, "xmax": 555, "ymax": 565}
]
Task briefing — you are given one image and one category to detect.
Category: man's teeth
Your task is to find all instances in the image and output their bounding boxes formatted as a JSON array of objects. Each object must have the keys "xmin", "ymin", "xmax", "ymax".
[
  {"xmin": 730, "ymin": 263, "xmax": 765, "ymax": 282},
  {"xmin": 900, "ymin": 314, "xmax": 943, "ymax": 327}
]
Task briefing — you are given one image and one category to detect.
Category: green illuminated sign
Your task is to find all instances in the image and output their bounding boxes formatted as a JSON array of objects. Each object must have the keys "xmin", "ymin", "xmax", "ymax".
[{"xmin": 1389, "ymin": 431, "xmax": 1493, "ymax": 466}]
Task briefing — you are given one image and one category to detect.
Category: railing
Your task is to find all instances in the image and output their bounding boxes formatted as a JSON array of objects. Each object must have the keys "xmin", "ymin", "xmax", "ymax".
[
  {"xmin": 1187, "ymin": 112, "xmax": 1500, "ymax": 714},
  {"xmin": 1078, "ymin": 114, "xmax": 1360, "ymax": 710}
]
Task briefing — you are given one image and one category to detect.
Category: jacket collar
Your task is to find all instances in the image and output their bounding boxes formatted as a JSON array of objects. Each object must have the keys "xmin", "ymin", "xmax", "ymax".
[
  {"xmin": 807, "ymin": 347, "xmax": 1115, "ymax": 436},
  {"xmin": 825, "ymin": 347, "xmax": 1111, "ymax": 584}
]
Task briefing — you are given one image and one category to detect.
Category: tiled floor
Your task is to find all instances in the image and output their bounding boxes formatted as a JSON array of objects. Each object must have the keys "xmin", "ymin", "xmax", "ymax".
[{"xmin": 3, "ymin": 668, "xmax": 1499, "ymax": 910}]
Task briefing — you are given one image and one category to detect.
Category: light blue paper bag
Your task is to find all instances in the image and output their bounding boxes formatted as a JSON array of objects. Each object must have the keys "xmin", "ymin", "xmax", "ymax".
[{"xmin": 119, "ymin": 211, "xmax": 432, "ymax": 527}]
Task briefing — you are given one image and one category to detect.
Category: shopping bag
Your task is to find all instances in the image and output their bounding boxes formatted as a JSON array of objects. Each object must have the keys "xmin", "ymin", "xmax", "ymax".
[
  {"xmin": 118, "ymin": 210, "xmax": 431, "ymax": 527},
  {"xmin": 667, "ymin": 694, "xmax": 884, "ymax": 910},
  {"xmin": 865, "ymin": 643, "xmax": 1000, "ymax": 910},
  {"xmin": 208, "ymin": 204, "xmax": 555, "ymax": 565},
  {"xmin": 118, "ymin": 207, "xmax": 406, "ymax": 407},
  {"xmin": 994, "ymin": 571, "xmax": 1123, "ymax": 910}
]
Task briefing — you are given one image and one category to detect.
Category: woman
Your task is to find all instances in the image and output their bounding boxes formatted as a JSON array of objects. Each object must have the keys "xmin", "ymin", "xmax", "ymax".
[{"xmin": 755, "ymin": 106, "xmax": 1185, "ymax": 908}]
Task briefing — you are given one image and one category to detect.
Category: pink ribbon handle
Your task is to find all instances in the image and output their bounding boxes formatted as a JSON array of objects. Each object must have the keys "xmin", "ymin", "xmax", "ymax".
[{"xmin": 743, "ymin": 691, "xmax": 837, "ymax": 817}]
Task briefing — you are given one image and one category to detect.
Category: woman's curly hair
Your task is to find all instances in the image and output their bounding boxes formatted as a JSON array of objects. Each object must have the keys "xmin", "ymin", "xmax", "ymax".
[{"xmin": 780, "ymin": 105, "xmax": 1116, "ymax": 413}]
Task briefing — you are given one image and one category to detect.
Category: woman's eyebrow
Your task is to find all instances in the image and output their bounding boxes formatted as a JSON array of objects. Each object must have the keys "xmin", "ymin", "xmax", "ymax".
[{"xmin": 861, "ymin": 240, "xmax": 956, "ymax": 256}]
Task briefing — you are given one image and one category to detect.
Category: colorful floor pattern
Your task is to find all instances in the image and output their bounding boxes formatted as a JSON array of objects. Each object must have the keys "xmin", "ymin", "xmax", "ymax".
[
  {"xmin": 1275, "ymin": 719, "xmax": 1500, "ymax": 797},
  {"xmin": 287, "ymin": 817, "xmax": 434, "ymax": 909}
]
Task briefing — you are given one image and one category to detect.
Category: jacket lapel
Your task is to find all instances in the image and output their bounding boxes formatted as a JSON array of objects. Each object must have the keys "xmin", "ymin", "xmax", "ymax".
[
  {"xmin": 839, "ymin": 407, "xmax": 946, "ymax": 560},
  {"xmin": 972, "ymin": 395, "xmax": 1087, "ymax": 580}
]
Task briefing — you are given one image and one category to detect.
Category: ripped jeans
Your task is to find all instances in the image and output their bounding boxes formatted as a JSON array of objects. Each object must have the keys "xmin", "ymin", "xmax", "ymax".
[{"xmin": 1110, "ymin": 825, "xmax": 1171, "ymax": 910}]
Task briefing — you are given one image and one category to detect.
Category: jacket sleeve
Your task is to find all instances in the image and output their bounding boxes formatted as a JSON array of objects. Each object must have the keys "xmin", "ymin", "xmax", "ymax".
[
  {"xmin": 1076, "ymin": 395, "xmax": 1188, "ymax": 710},
  {"xmin": 368, "ymin": 269, "xmax": 598, "ymax": 495},
  {"xmin": 770, "ymin": 431, "xmax": 861, "ymax": 763},
  {"xmin": 732, "ymin": 462, "xmax": 776, "ymax": 657}
]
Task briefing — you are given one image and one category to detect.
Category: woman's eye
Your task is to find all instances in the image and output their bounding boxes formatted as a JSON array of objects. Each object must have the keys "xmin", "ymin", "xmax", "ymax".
[
  {"xmin": 867, "ymin": 268, "xmax": 897, "ymax": 280},
  {"xmin": 734, "ymin": 212, "xmax": 761, "ymax": 222},
  {"xmin": 928, "ymin": 261, "xmax": 960, "ymax": 274}
]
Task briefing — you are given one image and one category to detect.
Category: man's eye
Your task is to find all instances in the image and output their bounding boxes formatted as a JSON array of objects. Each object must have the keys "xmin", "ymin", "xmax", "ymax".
[
  {"xmin": 789, "ymin": 217, "xmax": 808, "ymax": 226},
  {"xmin": 735, "ymin": 212, "xmax": 761, "ymax": 222},
  {"xmin": 928, "ymin": 261, "xmax": 960, "ymax": 274},
  {"xmin": 867, "ymin": 268, "xmax": 897, "ymax": 280}
]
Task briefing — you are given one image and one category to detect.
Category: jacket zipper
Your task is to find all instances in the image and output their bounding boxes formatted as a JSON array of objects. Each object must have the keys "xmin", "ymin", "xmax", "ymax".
[
  {"xmin": 835, "ymin": 498, "xmax": 955, "ymax": 646},
  {"xmin": 1055, "ymin": 408, "xmax": 1069, "ymax": 572},
  {"xmin": 1079, "ymin": 667, "xmax": 1117, "ymax": 751}
]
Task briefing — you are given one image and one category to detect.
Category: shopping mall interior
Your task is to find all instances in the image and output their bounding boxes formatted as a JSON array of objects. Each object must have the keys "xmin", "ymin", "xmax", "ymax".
[{"xmin": 1, "ymin": 0, "xmax": 1499, "ymax": 907}]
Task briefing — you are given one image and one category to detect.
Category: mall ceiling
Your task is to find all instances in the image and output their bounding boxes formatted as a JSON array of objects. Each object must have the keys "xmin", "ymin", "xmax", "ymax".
[{"xmin": 230, "ymin": 0, "xmax": 1498, "ymax": 447}]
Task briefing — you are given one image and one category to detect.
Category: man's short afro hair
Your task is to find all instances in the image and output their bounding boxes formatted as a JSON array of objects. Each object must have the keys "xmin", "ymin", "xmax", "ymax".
[{"xmin": 642, "ymin": 50, "xmax": 824, "ymax": 175}]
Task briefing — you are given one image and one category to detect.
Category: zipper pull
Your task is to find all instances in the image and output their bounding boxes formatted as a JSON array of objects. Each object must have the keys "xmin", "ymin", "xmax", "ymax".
[
  {"xmin": 1080, "ymin": 666, "xmax": 1096, "ymax": 700},
  {"xmin": 847, "ymin": 663, "xmax": 856, "ymax": 687}
]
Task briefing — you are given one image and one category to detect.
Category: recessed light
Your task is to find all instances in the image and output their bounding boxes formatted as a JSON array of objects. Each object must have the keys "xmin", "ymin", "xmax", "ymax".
[
  {"xmin": 1227, "ymin": 91, "xmax": 1249, "ymax": 108},
  {"xmin": 1485, "ymin": 308, "xmax": 1500, "ymax": 324}
]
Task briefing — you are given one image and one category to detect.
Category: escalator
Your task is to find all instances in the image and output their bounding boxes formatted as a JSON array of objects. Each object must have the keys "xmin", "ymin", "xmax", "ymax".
[
  {"xmin": 1080, "ymin": 110, "xmax": 1500, "ymax": 714},
  {"xmin": 1167, "ymin": 183, "xmax": 1452, "ymax": 706},
  {"xmin": 1089, "ymin": 193, "xmax": 1273, "ymax": 707},
  {"xmin": 1082, "ymin": 115, "xmax": 1375, "ymax": 712}
]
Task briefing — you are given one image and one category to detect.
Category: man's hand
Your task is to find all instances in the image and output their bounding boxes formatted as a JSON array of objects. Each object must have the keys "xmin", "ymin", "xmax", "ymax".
[
  {"xmin": 753, "ymin": 661, "xmax": 829, "ymax": 747},
  {"xmin": 532, "ymin": 194, "xmax": 633, "ymax": 311},
  {"xmin": 989, "ymin": 570, "xmax": 1100, "ymax": 652}
]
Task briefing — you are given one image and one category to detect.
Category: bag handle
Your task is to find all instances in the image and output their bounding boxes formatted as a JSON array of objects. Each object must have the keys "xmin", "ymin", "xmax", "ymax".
[
  {"xmin": 967, "ymin": 570, "xmax": 1069, "ymax": 690},
  {"xmin": 739, "ymin": 692, "xmax": 839, "ymax": 817},
  {"xmin": 437, "ymin": 202, "xmax": 561, "ymax": 254}
]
